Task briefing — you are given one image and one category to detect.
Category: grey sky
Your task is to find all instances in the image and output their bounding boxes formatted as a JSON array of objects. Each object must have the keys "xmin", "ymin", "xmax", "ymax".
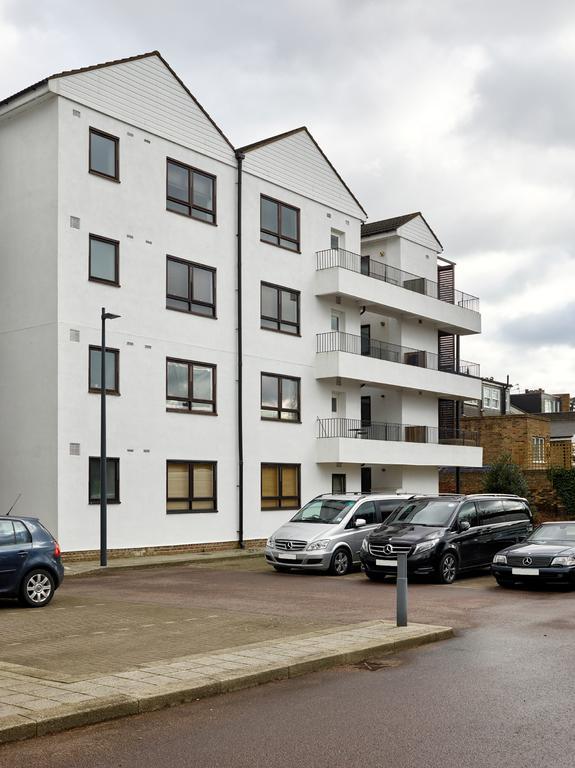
[{"xmin": 1, "ymin": 0, "xmax": 574, "ymax": 391}]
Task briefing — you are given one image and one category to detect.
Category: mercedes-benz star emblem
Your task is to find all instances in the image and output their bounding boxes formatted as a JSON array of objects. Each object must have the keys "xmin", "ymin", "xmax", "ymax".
[
  {"xmin": 286, "ymin": 541, "xmax": 292, "ymax": 550},
  {"xmin": 384, "ymin": 544, "xmax": 393, "ymax": 555},
  {"xmin": 522, "ymin": 556, "xmax": 533, "ymax": 566}
]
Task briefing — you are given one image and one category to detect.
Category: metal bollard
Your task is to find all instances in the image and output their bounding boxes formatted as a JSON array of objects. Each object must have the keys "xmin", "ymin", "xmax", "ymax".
[{"xmin": 396, "ymin": 552, "xmax": 408, "ymax": 627}]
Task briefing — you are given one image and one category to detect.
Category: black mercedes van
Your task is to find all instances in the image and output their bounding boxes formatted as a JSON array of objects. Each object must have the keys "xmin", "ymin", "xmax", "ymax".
[{"xmin": 359, "ymin": 494, "xmax": 533, "ymax": 584}]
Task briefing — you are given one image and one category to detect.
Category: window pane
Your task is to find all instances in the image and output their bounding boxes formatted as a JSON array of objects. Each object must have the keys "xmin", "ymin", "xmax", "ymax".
[
  {"xmin": 193, "ymin": 173, "xmax": 214, "ymax": 210},
  {"xmin": 167, "ymin": 199, "xmax": 190, "ymax": 215},
  {"xmin": 167, "ymin": 362, "xmax": 189, "ymax": 399},
  {"xmin": 91, "ymin": 132, "xmax": 116, "ymax": 177},
  {"xmin": 0, "ymin": 521, "xmax": 14, "ymax": 547},
  {"xmin": 167, "ymin": 298, "xmax": 189, "ymax": 312},
  {"xmin": 261, "ymin": 232, "xmax": 278, "ymax": 245},
  {"xmin": 192, "ymin": 267, "xmax": 213, "ymax": 304},
  {"xmin": 167, "ymin": 500, "xmax": 189, "ymax": 511},
  {"xmin": 90, "ymin": 349, "xmax": 116, "ymax": 391},
  {"xmin": 106, "ymin": 461, "xmax": 117, "ymax": 500},
  {"xmin": 280, "ymin": 206, "xmax": 298, "ymax": 239},
  {"xmin": 261, "ymin": 375, "xmax": 278, "ymax": 408},
  {"xmin": 193, "ymin": 464, "xmax": 213, "ymax": 498},
  {"xmin": 280, "ymin": 323, "xmax": 298, "ymax": 334},
  {"xmin": 191, "ymin": 303, "xmax": 214, "ymax": 317},
  {"xmin": 13, "ymin": 521, "xmax": 31, "ymax": 544},
  {"xmin": 167, "ymin": 162, "xmax": 189, "ymax": 202},
  {"xmin": 331, "ymin": 233, "xmax": 339, "ymax": 249},
  {"xmin": 261, "ymin": 285, "xmax": 278, "ymax": 320},
  {"xmin": 167, "ymin": 260, "xmax": 189, "ymax": 299},
  {"xmin": 193, "ymin": 366, "xmax": 213, "ymax": 400},
  {"xmin": 89, "ymin": 459, "xmax": 118, "ymax": 501},
  {"xmin": 281, "ymin": 291, "xmax": 298, "ymax": 323},
  {"xmin": 192, "ymin": 209, "xmax": 214, "ymax": 223},
  {"xmin": 262, "ymin": 466, "xmax": 278, "ymax": 497},
  {"xmin": 90, "ymin": 239, "xmax": 116, "ymax": 282},
  {"xmin": 261, "ymin": 198, "xmax": 278, "ymax": 233},
  {"xmin": 261, "ymin": 318, "xmax": 277, "ymax": 330},
  {"xmin": 168, "ymin": 463, "xmax": 189, "ymax": 498},
  {"xmin": 280, "ymin": 411, "xmax": 298, "ymax": 421},
  {"xmin": 282, "ymin": 466, "xmax": 298, "ymax": 497},
  {"xmin": 281, "ymin": 378, "xmax": 298, "ymax": 410},
  {"xmin": 280, "ymin": 238, "xmax": 298, "ymax": 251},
  {"xmin": 192, "ymin": 500, "xmax": 215, "ymax": 510}
]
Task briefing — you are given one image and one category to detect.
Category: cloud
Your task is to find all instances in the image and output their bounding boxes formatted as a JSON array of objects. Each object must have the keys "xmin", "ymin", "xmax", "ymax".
[{"xmin": 500, "ymin": 303, "xmax": 575, "ymax": 348}]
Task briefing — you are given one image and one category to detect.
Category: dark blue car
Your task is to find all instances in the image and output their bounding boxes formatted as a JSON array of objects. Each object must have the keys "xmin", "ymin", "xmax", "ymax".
[{"xmin": 0, "ymin": 515, "xmax": 64, "ymax": 607}]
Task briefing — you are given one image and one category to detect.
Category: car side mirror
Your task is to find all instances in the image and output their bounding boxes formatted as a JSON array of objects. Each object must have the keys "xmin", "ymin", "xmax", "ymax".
[
  {"xmin": 355, "ymin": 518, "xmax": 366, "ymax": 528},
  {"xmin": 459, "ymin": 520, "xmax": 471, "ymax": 532}
]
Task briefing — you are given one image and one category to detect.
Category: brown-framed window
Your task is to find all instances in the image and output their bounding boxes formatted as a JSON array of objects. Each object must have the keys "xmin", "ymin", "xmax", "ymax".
[
  {"xmin": 89, "ymin": 346, "xmax": 120, "ymax": 394},
  {"xmin": 260, "ymin": 282, "xmax": 300, "ymax": 335},
  {"xmin": 167, "ymin": 461, "xmax": 217, "ymax": 513},
  {"xmin": 332, "ymin": 474, "xmax": 346, "ymax": 494},
  {"xmin": 261, "ymin": 373, "xmax": 300, "ymax": 421},
  {"xmin": 166, "ymin": 358, "xmax": 216, "ymax": 414},
  {"xmin": 166, "ymin": 256, "xmax": 216, "ymax": 317},
  {"xmin": 166, "ymin": 159, "xmax": 216, "ymax": 224},
  {"xmin": 89, "ymin": 457, "xmax": 120, "ymax": 504},
  {"xmin": 89, "ymin": 234, "xmax": 119, "ymax": 285},
  {"xmin": 260, "ymin": 195, "xmax": 300, "ymax": 251},
  {"xmin": 261, "ymin": 464, "xmax": 300, "ymax": 510},
  {"xmin": 89, "ymin": 128, "xmax": 119, "ymax": 181}
]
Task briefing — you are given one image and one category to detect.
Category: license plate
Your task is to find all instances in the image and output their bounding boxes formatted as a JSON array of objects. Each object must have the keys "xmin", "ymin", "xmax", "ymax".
[
  {"xmin": 376, "ymin": 559, "xmax": 397, "ymax": 567},
  {"xmin": 278, "ymin": 554, "xmax": 297, "ymax": 561},
  {"xmin": 512, "ymin": 567, "xmax": 539, "ymax": 576}
]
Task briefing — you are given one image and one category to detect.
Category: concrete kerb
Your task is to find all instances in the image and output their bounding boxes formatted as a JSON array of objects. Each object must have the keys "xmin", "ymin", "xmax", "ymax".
[
  {"xmin": 64, "ymin": 549, "xmax": 264, "ymax": 578},
  {"xmin": 0, "ymin": 624, "xmax": 453, "ymax": 746}
]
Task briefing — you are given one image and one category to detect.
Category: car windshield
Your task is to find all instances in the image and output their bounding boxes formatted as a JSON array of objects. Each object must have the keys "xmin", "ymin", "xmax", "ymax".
[
  {"xmin": 290, "ymin": 499, "xmax": 355, "ymax": 524},
  {"xmin": 528, "ymin": 523, "xmax": 575, "ymax": 545},
  {"xmin": 385, "ymin": 499, "xmax": 458, "ymax": 527}
]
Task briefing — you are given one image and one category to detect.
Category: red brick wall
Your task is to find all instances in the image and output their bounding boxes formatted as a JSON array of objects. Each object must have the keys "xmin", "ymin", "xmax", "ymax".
[{"xmin": 62, "ymin": 538, "xmax": 267, "ymax": 562}]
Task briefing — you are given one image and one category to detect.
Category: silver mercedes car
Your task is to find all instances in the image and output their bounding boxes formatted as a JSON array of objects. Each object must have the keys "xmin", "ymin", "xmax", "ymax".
[{"xmin": 265, "ymin": 493, "xmax": 413, "ymax": 576}]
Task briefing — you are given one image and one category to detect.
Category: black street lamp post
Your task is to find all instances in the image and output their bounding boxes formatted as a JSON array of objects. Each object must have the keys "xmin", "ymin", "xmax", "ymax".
[{"xmin": 100, "ymin": 307, "xmax": 120, "ymax": 567}]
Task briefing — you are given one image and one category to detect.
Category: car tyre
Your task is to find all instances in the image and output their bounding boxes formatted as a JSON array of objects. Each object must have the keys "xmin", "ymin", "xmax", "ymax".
[
  {"xmin": 19, "ymin": 569, "xmax": 55, "ymax": 608},
  {"xmin": 272, "ymin": 565, "xmax": 291, "ymax": 573},
  {"xmin": 437, "ymin": 552, "xmax": 458, "ymax": 585},
  {"xmin": 365, "ymin": 570, "xmax": 387, "ymax": 582},
  {"xmin": 330, "ymin": 548, "xmax": 352, "ymax": 576}
]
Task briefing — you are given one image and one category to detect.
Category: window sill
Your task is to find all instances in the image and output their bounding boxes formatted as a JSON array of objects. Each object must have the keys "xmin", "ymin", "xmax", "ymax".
[
  {"xmin": 260, "ymin": 238, "xmax": 300, "ymax": 254},
  {"xmin": 166, "ymin": 207, "xmax": 217, "ymax": 226},
  {"xmin": 89, "ymin": 277, "xmax": 121, "ymax": 288},
  {"xmin": 89, "ymin": 389, "xmax": 121, "ymax": 396},
  {"xmin": 166, "ymin": 408, "xmax": 218, "ymax": 416},
  {"xmin": 89, "ymin": 170, "xmax": 120, "ymax": 183},
  {"xmin": 166, "ymin": 509, "xmax": 218, "ymax": 515},
  {"xmin": 260, "ymin": 326, "xmax": 301, "ymax": 337},
  {"xmin": 89, "ymin": 500, "xmax": 121, "ymax": 505},
  {"xmin": 166, "ymin": 305, "xmax": 217, "ymax": 320}
]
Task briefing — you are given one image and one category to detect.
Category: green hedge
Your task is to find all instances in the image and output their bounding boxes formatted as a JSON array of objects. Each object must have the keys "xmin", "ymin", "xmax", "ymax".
[{"xmin": 547, "ymin": 467, "xmax": 575, "ymax": 517}]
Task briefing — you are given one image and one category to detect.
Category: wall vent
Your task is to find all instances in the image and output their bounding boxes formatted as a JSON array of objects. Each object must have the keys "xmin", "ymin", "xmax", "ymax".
[
  {"xmin": 127, "ymin": 131, "xmax": 134, "ymax": 137},
  {"xmin": 145, "ymin": 240, "xmax": 152, "ymax": 245},
  {"xmin": 144, "ymin": 138, "xmax": 151, "ymax": 144},
  {"xmin": 335, "ymin": 296, "xmax": 341, "ymax": 305},
  {"xmin": 70, "ymin": 216, "xmax": 80, "ymax": 229},
  {"xmin": 127, "ymin": 448, "xmax": 134, "ymax": 453},
  {"xmin": 69, "ymin": 329, "xmax": 80, "ymax": 342},
  {"xmin": 69, "ymin": 443, "xmax": 80, "ymax": 456},
  {"xmin": 126, "ymin": 234, "xmax": 134, "ymax": 239},
  {"xmin": 126, "ymin": 341, "xmax": 134, "ymax": 346},
  {"xmin": 72, "ymin": 109, "xmax": 81, "ymax": 118},
  {"xmin": 144, "ymin": 344, "xmax": 152, "ymax": 349},
  {"xmin": 143, "ymin": 449, "xmax": 151, "ymax": 453}
]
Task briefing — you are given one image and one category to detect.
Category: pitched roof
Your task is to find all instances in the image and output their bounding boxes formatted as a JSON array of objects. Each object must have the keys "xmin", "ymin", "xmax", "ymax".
[
  {"xmin": 361, "ymin": 211, "xmax": 443, "ymax": 250},
  {"xmin": 238, "ymin": 126, "xmax": 367, "ymax": 218},
  {"xmin": 361, "ymin": 212, "xmax": 420, "ymax": 237},
  {"xmin": 0, "ymin": 51, "xmax": 234, "ymax": 151}
]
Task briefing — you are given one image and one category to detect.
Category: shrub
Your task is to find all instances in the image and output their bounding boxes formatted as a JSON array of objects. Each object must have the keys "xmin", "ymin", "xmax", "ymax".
[
  {"xmin": 482, "ymin": 454, "xmax": 529, "ymax": 497},
  {"xmin": 547, "ymin": 467, "xmax": 575, "ymax": 517}
]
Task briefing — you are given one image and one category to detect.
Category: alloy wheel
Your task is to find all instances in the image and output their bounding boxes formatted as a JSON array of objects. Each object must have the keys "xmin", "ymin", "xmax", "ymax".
[
  {"xmin": 332, "ymin": 550, "xmax": 351, "ymax": 576},
  {"xmin": 440, "ymin": 554, "xmax": 457, "ymax": 584},
  {"xmin": 25, "ymin": 573, "xmax": 53, "ymax": 605}
]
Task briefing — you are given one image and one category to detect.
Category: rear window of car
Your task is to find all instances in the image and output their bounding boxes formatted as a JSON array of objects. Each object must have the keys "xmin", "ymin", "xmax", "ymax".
[
  {"xmin": 386, "ymin": 499, "xmax": 458, "ymax": 527},
  {"xmin": 502, "ymin": 499, "xmax": 531, "ymax": 523}
]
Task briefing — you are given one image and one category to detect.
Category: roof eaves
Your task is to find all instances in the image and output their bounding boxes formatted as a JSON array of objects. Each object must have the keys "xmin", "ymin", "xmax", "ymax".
[{"xmin": 238, "ymin": 126, "xmax": 367, "ymax": 218}]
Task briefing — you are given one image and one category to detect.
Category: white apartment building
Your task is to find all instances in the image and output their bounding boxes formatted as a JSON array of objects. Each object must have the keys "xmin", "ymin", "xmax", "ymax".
[{"xmin": 0, "ymin": 52, "xmax": 482, "ymax": 555}]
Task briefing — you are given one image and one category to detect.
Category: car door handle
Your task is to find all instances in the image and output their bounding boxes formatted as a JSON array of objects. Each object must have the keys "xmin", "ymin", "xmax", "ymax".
[{"xmin": 18, "ymin": 551, "xmax": 28, "ymax": 558}]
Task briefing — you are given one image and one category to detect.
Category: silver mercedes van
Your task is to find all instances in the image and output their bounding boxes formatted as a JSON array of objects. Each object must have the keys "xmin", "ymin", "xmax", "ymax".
[{"xmin": 265, "ymin": 493, "xmax": 413, "ymax": 575}]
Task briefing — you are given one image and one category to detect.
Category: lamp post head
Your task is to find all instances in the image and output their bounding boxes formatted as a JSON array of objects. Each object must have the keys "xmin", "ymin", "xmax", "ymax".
[{"xmin": 102, "ymin": 309, "xmax": 121, "ymax": 321}]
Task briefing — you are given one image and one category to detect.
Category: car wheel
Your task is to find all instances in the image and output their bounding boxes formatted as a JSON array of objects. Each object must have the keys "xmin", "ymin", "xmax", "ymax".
[
  {"xmin": 495, "ymin": 577, "xmax": 515, "ymax": 588},
  {"xmin": 330, "ymin": 549, "xmax": 352, "ymax": 576},
  {"xmin": 437, "ymin": 553, "xmax": 458, "ymax": 584},
  {"xmin": 365, "ymin": 571, "xmax": 387, "ymax": 582},
  {"xmin": 19, "ymin": 569, "xmax": 55, "ymax": 608},
  {"xmin": 273, "ymin": 565, "xmax": 291, "ymax": 573}
]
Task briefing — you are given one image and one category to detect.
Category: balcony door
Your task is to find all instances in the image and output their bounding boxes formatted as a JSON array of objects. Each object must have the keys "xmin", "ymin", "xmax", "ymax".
[
  {"xmin": 361, "ymin": 395, "xmax": 371, "ymax": 427},
  {"xmin": 361, "ymin": 324, "xmax": 371, "ymax": 356},
  {"xmin": 331, "ymin": 310, "xmax": 345, "ymax": 333}
]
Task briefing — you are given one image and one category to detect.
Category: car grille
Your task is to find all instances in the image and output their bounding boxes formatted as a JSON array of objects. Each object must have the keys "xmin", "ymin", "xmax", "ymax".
[
  {"xmin": 507, "ymin": 555, "xmax": 554, "ymax": 567},
  {"xmin": 275, "ymin": 539, "xmax": 307, "ymax": 551},
  {"xmin": 369, "ymin": 543, "xmax": 412, "ymax": 557}
]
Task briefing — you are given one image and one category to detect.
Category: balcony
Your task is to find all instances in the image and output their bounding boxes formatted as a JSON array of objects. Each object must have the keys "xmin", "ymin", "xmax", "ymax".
[
  {"xmin": 316, "ymin": 418, "xmax": 482, "ymax": 468},
  {"xmin": 315, "ymin": 249, "xmax": 481, "ymax": 335},
  {"xmin": 316, "ymin": 331, "xmax": 482, "ymax": 400}
]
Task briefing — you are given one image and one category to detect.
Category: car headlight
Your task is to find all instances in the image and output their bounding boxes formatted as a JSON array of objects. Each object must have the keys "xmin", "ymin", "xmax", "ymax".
[
  {"xmin": 413, "ymin": 538, "xmax": 439, "ymax": 554},
  {"xmin": 266, "ymin": 537, "xmax": 275, "ymax": 548},
  {"xmin": 306, "ymin": 539, "xmax": 330, "ymax": 551},
  {"xmin": 551, "ymin": 555, "xmax": 575, "ymax": 566},
  {"xmin": 493, "ymin": 554, "xmax": 507, "ymax": 564},
  {"xmin": 361, "ymin": 537, "xmax": 369, "ymax": 552}
]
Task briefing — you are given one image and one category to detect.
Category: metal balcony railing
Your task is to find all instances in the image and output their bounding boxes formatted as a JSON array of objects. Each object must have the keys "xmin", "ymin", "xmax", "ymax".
[
  {"xmin": 316, "ymin": 417, "xmax": 479, "ymax": 446},
  {"xmin": 316, "ymin": 331, "xmax": 480, "ymax": 378},
  {"xmin": 315, "ymin": 248, "xmax": 480, "ymax": 313}
]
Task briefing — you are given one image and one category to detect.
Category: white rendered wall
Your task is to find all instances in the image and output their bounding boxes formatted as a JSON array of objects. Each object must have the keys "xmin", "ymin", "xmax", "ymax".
[{"xmin": 0, "ymin": 97, "xmax": 59, "ymax": 532}]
